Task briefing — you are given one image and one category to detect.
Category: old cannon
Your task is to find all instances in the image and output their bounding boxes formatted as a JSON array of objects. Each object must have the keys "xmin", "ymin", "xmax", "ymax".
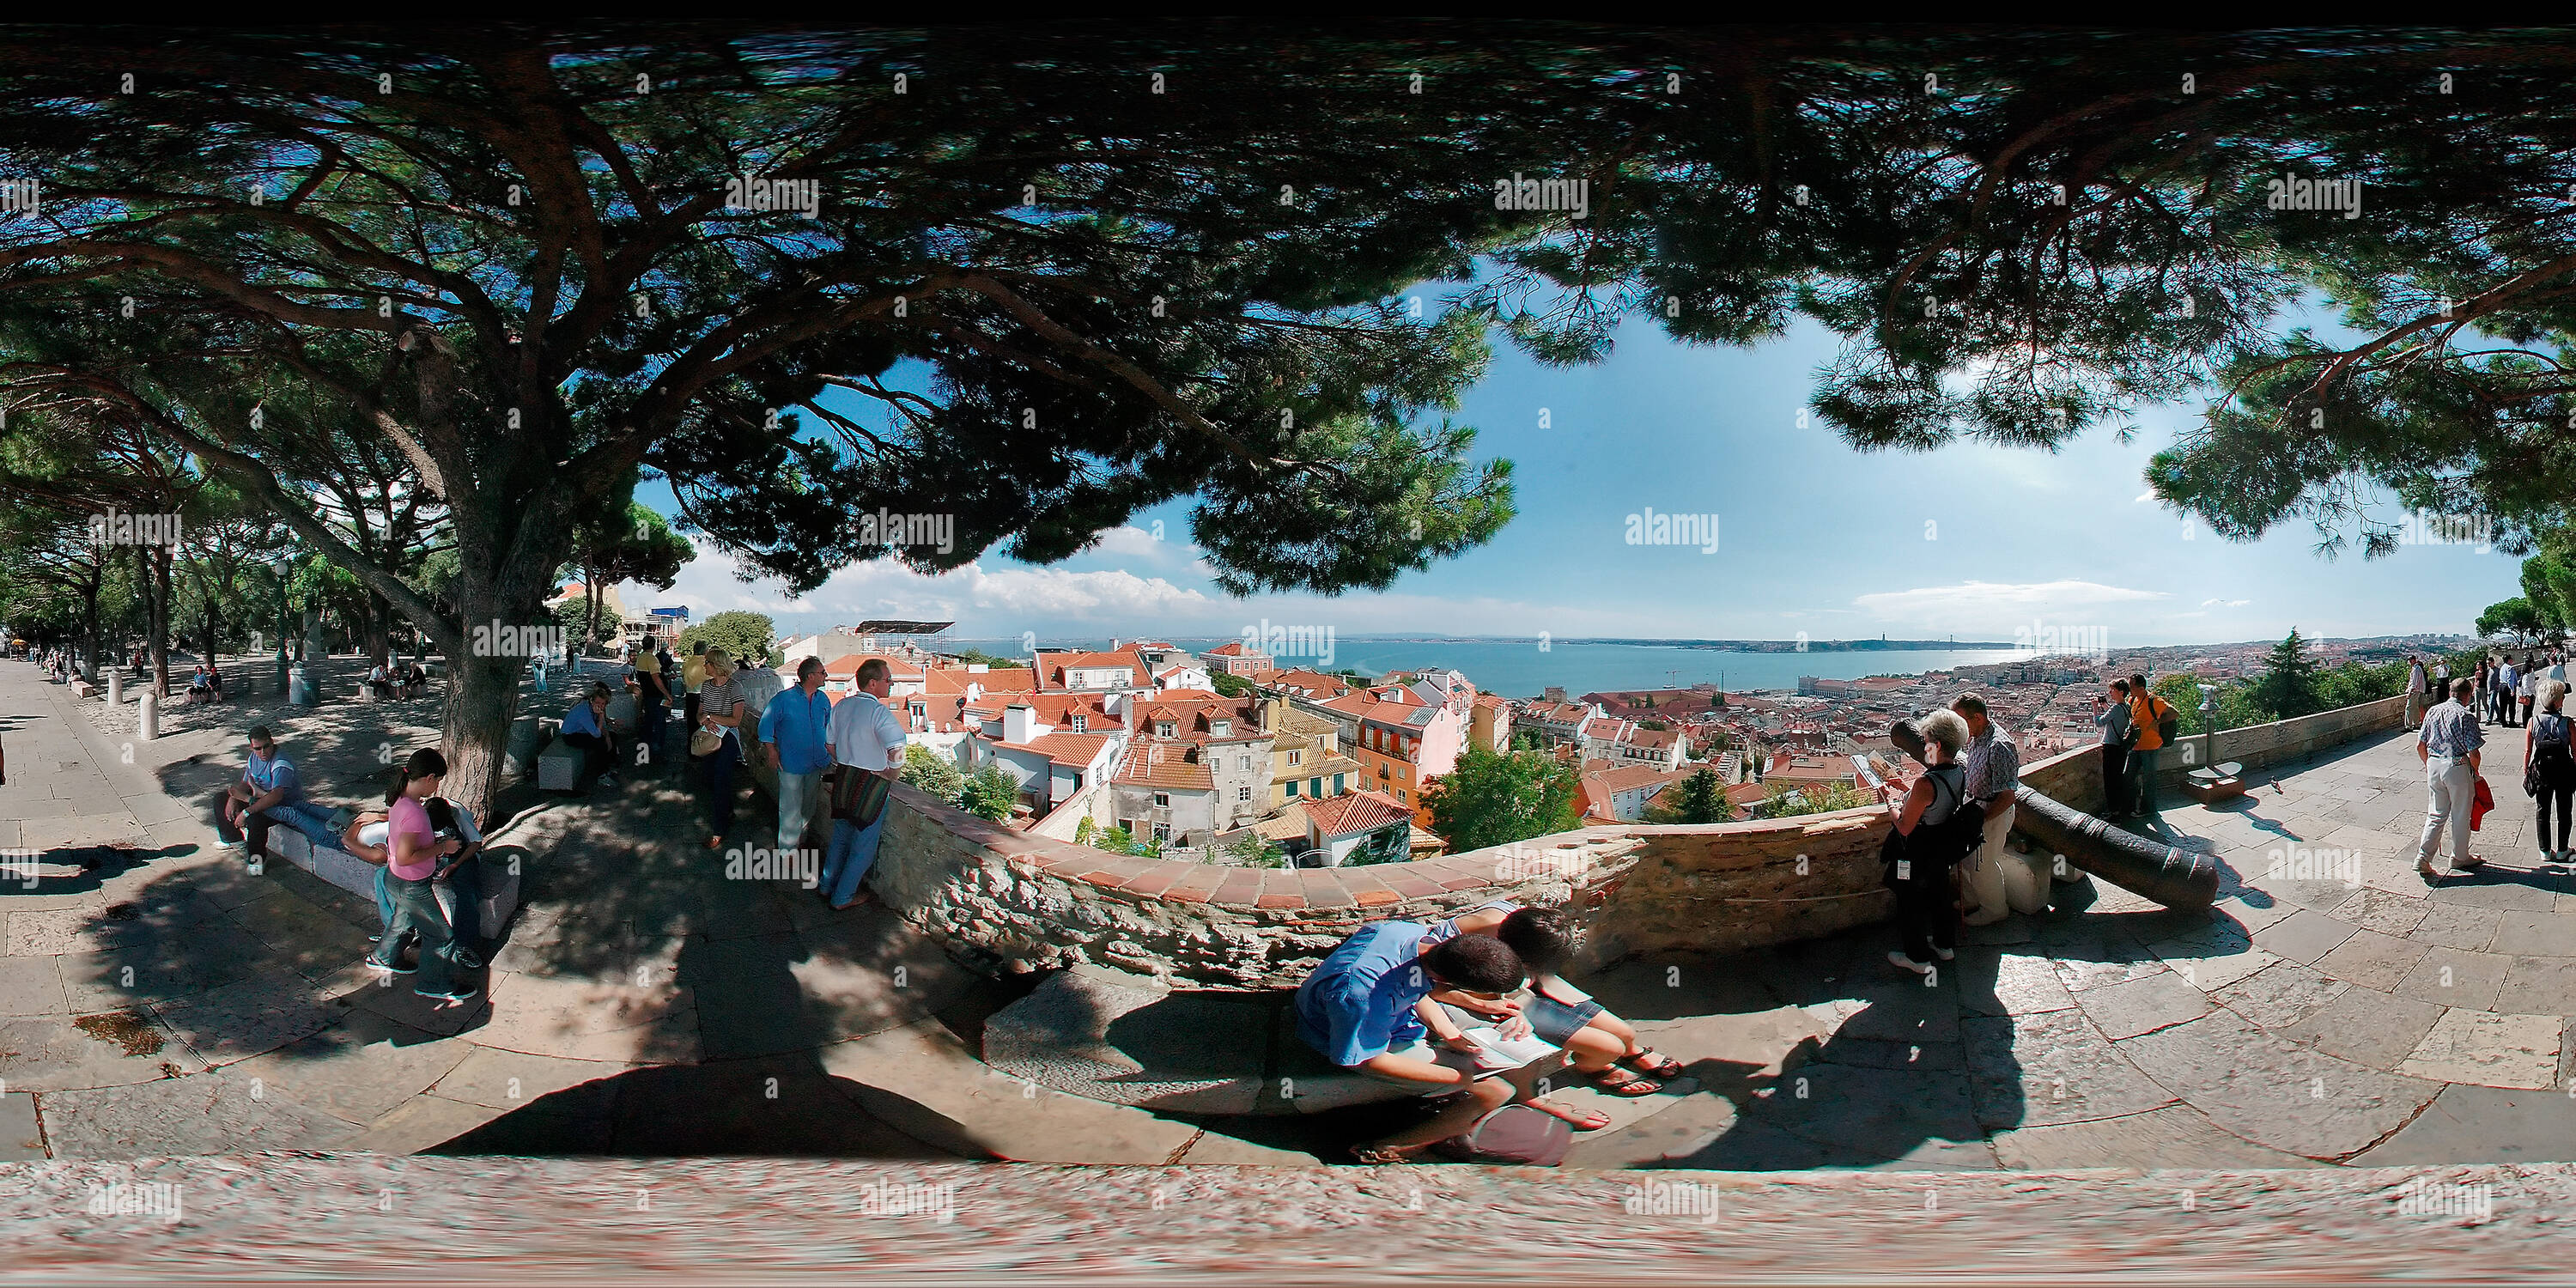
[{"xmin": 2011, "ymin": 783, "xmax": 2221, "ymax": 910}]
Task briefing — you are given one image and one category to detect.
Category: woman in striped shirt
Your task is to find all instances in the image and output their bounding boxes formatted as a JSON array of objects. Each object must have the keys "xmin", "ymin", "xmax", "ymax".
[{"xmin": 696, "ymin": 650, "xmax": 750, "ymax": 851}]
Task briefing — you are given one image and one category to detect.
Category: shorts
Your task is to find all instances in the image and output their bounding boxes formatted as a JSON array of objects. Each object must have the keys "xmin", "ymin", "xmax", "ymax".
[{"xmin": 1435, "ymin": 993, "xmax": 1605, "ymax": 1048}]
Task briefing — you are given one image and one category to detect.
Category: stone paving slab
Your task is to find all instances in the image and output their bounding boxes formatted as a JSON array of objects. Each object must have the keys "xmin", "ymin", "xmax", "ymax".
[
  {"xmin": 2116, "ymin": 1009, "xmax": 2442, "ymax": 1160},
  {"xmin": 226, "ymin": 1009, "xmax": 475, "ymax": 1127},
  {"xmin": 2354, "ymin": 1083, "xmax": 2576, "ymax": 1166},
  {"xmin": 2314, "ymin": 926, "xmax": 2432, "ymax": 993},
  {"xmin": 1989, "ymin": 1104, "xmax": 2327, "ymax": 1171},
  {"xmin": 2210, "ymin": 960, "xmax": 2349, "ymax": 1030},
  {"xmin": 0, "ymin": 1091, "xmax": 42, "ymax": 1160},
  {"xmin": 1962, "ymin": 1008, "xmax": 2176, "ymax": 1131},
  {"xmin": 2396, "ymin": 945, "xmax": 2511, "ymax": 1012},
  {"xmin": 2073, "ymin": 969, "xmax": 2211, "ymax": 1041},
  {"xmin": 2250, "ymin": 908, "xmax": 2358, "ymax": 964},
  {"xmin": 33, "ymin": 1068, "xmax": 352, "ymax": 1157},
  {"xmin": 2397, "ymin": 1008, "xmax": 2563, "ymax": 1090},
  {"xmin": 2280, "ymin": 987, "xmax": 2446, "ymax": 1072}
]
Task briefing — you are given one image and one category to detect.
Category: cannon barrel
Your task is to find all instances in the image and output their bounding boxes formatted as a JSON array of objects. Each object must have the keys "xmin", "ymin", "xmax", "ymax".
[{"xmin": 2011, "ymin": 784, "xmax": 2220, "ymax": 910}]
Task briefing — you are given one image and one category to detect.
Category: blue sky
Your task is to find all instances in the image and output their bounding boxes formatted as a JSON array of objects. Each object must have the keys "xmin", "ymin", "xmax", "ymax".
[{"xmin": 631, "ymin": 313, "xmax": 2520, "ymax": 648}]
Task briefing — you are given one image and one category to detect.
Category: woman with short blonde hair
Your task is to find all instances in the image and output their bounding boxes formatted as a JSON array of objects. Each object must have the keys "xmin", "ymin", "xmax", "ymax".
[{"xmin": 696, "ymin": 649, "xmax": 750, "ymax": 850}]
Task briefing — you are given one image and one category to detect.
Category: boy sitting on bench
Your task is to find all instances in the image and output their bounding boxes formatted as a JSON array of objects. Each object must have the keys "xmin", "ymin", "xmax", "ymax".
[{"xmin": 1296, "ymin": 920, "xmax": 1605, "ymax": 1164}]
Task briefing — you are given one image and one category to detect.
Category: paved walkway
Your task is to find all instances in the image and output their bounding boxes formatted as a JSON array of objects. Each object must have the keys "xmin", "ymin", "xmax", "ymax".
[
  {"xmin": 1535, "ymin": 720, "xmax": 2576, "ymax": 1170},
  {"xmin": 0, "ymin": 656, "xmax": 1300, "ymax": 1164},
  {"xmin": 13, "ymin": 653, "xmax": 2576, "ymax": 1175}
]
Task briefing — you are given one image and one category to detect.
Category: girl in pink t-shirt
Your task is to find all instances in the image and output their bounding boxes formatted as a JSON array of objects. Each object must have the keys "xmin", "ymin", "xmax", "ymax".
[{"xmin": 365, "ymin": 749, "xmax": 479, "ymax": 1004}]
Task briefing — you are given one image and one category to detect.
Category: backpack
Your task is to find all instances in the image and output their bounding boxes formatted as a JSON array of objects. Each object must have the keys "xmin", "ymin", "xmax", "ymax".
[
  {"xmin": 2153, "ymin": 697, "xmax": 2181, "ymax": 747},
  {"xmin": 1431, "ymin": 1103, "xmax": 1572, "ymax": 1166},
  {"xmin": 2528, "ymin": 714, "xmax": 2574, "ymax": 798},
  {"xmin": 1885, "ymin": 767, "xmax": 1981, "ymax": 884}
]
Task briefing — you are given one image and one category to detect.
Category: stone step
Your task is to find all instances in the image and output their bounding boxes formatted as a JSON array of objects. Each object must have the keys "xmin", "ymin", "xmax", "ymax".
[{"xmin": 819, "ymin": 1018, "xmax": 1308, "ymax": 1165}]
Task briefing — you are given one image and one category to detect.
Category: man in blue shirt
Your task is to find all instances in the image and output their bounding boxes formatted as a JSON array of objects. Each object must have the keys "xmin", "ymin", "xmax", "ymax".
[
  {"xmin": 214, "ymin": 726, "xmax": 336, "ymax": 865},
  {"xmin": 2416, "ymin": 677, "xmax": 2488, "ymax": 879},
  {"xmin": 760, "ymin": 656, "xmax": 835, "ymax": 854},
  {"xmin": 1296, "ymin": 920, "xmax": 1557, "ymax": 1162},
  {"xmin": 560, "ymin": 683, "xmax": 621, "ymax": 790}
]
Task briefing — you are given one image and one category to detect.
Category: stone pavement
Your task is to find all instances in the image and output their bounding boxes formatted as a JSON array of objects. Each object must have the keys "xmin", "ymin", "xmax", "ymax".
[
  {"xmin": 0, "ymin": 655, "xmax": 1302, "ymax": 1166},
  {"xmin": 987, "ymin": 720, "xmax": 2576, "ymax": 1172},
  {"xmin": 15, "ymin": 649, "xmax": 2576, "ymax": 1179}
]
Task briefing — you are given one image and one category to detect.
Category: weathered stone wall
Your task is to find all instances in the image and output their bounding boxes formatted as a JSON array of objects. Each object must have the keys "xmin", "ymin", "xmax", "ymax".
[{"xmin": 872, "ymin": 696, "xmax": 2409, "ymax": 988}]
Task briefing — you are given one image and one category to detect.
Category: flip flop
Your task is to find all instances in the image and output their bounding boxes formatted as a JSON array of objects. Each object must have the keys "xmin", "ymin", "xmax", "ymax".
[
  {"xmin": 1588, "ymin": 1068, "xmax": 1664, "ymax": 1097},
  {"xmin": 1619, "ymin": 1048, "xmax": 1686, "ymax": 1078}
]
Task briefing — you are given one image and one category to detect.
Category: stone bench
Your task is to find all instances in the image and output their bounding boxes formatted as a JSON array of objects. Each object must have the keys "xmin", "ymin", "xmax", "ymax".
[
  {"xmin": 262, "ymin": 819, "xmax": 520, "ymax": 933},
  {"xmin": 70, "ymin": 680, "xmax": 98, "ymax": 699}
]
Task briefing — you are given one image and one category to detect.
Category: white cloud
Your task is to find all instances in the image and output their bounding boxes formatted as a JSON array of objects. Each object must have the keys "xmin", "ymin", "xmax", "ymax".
[
  {"xmin": 1080, "ymin": 525, "xmax": 1195, "ymax": 563},
  {"xmin": 2134, "ymin": 491, "xmax": 2157, "ymax": 503},
  {"xmin": 2200, "ymin": 598, "xmax": 2251, "ymax": 608}
]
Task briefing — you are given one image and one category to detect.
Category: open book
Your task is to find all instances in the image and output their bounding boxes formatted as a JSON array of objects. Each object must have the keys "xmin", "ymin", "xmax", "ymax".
[{"xmin": 1453, "ymin": 1026, "xmax": 1559, "ymax": 1073}]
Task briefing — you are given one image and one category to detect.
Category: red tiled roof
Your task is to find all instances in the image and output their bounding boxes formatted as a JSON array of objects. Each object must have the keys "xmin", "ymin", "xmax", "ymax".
[
  {"xmin": 987, "ymin": 731, "xmax": 1115, "ymax": 767},
  {"xmin": 1262, "ymin": 669, "xmax": 1354, "ymax": 698},
  {"xmin": 821, "ymin": 653, "xmax": 927, "ymax": 680},
  {"xmin": 1305, "ymin": 789, "xmax": 1413, "ymax": 837},
  {"xmin": 1113, "ymin": 739, "xmax": 1216, "ymax": 791},
  {"xmin": 1205, "ymin": 640, "xmax": 1260, "ymax": 657},
  {"xmin": 922, "ymin": 665, "xmax": 1036, "ymax": 696}
]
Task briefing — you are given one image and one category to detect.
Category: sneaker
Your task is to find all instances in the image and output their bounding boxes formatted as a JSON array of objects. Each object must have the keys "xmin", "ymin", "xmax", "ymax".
[
  {"xmin": 416, "ymin": 984, "xmax": 481, "ymax": 1004},
  {"xmin": 1886, "ymin": 950, "xmax": 1933, "ymax": 976},
  {"xmin": 445, "ymin": 945, "xmax": 484, "ymax": 970},
  {"xmin": 598, "ymin": 773, "xmax": 617, "ymax": 788},
  {"xmin": 365, "ymin": 956, "xmax": 414, "ymax": 975},
  {"xmin": 1935, "ymin": 946, "xmax": 1956, "ymax": 962}
]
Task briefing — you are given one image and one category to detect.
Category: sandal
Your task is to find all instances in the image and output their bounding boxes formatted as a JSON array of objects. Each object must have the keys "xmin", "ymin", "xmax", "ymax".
[
  {"xmin": 1527, "ymin": 1099, "xmax": 1614, "ymax": 1130},
  {"xmin": 1588, "ymin": 1067, "xmax": 1664, "ymax": 1097},
  {"xmin": 1349, "ymin": 1144, "xmax": 1419, "ymax": 1164},
  {"xmin": 1619, "ymin": 1048, "xmax": 1685, "ymax": 1079}
]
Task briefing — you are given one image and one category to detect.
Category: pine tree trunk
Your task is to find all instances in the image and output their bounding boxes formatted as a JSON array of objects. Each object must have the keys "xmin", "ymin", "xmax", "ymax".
[
  {"xmin": 149, "ymin": 545, "xmax": 172, "ymax": 696},
  {"xmin": 362, "ymin": 588, "xmax": 391, "ymax": 671}
]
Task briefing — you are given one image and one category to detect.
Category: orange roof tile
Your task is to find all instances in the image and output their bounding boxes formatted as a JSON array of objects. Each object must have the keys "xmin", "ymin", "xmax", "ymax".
[{"xmin": 1305, "ymin": 789, "xmax": 1413, "ymax": 837}]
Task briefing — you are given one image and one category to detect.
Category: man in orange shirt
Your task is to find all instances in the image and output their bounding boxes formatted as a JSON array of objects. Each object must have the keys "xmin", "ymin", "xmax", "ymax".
[{"xmin": 2126, "ymin": 674, "xmax": 2177, "ymax": 817}]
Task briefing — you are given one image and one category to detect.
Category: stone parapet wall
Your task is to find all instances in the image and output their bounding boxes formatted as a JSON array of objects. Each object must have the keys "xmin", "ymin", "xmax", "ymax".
[
  {"xmin": 2024, "ymin": 694, "xmax": 2409, "ymax": 805},
  {"xmin": 873, "ymin": 696, "xmax": 2409, "ymax": 988}
]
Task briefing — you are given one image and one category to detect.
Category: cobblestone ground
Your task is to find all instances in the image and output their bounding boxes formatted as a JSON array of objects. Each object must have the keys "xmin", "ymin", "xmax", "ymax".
[{"xmin": 3, "ymin": 1155, "xmax": 2568, "ymax": 1282}]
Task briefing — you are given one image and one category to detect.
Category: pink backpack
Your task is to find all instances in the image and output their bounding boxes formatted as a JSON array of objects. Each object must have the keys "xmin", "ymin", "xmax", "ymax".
[{"xmin": 1431, "ymin": 1103, "xmax": 1572, "ymax": 1165}]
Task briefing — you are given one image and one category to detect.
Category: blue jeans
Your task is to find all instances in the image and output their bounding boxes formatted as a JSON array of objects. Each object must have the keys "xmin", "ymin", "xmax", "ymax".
[
  {"xmin": 822, "ymin": 813, "xmax": 887, "ymax": 906},
  {"xmin": 2131, "ymin": 748, "xmax": 2160, "ymax": 813},
  {"xmin": 374, "ymin": 858, "xmax": 483, "ymax": 959},
  {"xmin": 372, "ymin": 872, "xmax": 456, "ymax": 994}
]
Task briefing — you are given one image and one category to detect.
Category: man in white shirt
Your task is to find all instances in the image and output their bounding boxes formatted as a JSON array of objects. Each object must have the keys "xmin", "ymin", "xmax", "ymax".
[
  {"xmin": 820, "ymin": 657, "xmax": 908, "ymax": 910},
  {"xmin": 2404, "ymin": 655, "xmax": 2427, "ymax": 730}
]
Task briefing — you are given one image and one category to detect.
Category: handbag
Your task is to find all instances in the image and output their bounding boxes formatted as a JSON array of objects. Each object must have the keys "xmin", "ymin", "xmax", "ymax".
[
  {"xmin": 689, "ymin": 727, "xmax": 723, "ymax": 758},
  {"xmin": 830, "ymin": 766, "xmax": 894, "ymax": 826}
]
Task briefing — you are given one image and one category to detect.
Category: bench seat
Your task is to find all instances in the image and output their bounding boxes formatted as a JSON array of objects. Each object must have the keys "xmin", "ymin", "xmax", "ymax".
[{"xmin": 263, "ymin": 823, "xmax": 520, "ymax": 933}]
